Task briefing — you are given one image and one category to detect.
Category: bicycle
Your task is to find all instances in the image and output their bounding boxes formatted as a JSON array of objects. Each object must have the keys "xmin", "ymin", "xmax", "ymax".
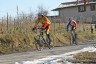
[
  {"xmin": 32, "ymin": 28, "xmax": 54, "ymax": 51},
  {"xmin": 70, "ymin": 29, "xmax": 78, "ymax": 45}
]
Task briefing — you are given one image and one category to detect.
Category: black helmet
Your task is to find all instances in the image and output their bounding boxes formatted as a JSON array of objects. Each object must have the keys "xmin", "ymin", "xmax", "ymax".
[{"xmin": 38, "ymin": 13, "xmax": 44, "ymax": 17}]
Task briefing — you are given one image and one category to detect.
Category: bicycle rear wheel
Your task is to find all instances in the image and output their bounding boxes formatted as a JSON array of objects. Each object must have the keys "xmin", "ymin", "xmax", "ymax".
[
  {"xmin": 70, "ymin": 34, "xmax": 74, "ymax": 45},
  {"xmin": 74, "ymin": 33, "xmax": 78, "ymax": 45}
]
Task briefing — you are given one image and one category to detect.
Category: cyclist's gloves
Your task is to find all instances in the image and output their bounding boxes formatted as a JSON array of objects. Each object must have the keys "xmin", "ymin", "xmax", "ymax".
[{"xmin": 32, "ymin": 27, "xmax": 36, "ymax": 30}]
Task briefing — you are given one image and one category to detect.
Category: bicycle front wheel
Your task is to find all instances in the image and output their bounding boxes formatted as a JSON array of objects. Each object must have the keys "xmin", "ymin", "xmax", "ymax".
[{"xmin": 34, "ymin": 36, "xmax": 44, "ymax": 51}]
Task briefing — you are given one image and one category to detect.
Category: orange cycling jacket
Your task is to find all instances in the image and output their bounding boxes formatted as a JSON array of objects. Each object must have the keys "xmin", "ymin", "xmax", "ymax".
[
  {"xmin": 34, "ymin": 16, "xmax": 51, "ymax": 28},
  {"xmin": 71, "ymin": 20, "xmax": 77, "ymax": 29}
]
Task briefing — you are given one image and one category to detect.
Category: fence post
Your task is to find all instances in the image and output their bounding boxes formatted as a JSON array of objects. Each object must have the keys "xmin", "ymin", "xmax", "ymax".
[
  {"xmin": 9, "ymin": 15, "xmax": 11, "ymax": 34},
  {"xmin": 54, "ymin": 22, "xmax": 55, "ymax": 34},
  {"xmin": 1, "ymin": 17, "xmax": 3, "ymax": 34},
  {"xmin": 25, "ymin": 17, "xmax": 27, "ymax": 34},
  {"xmin": 7, "ymin": 13, "xmax": 9, "ymax": 32},
  {"xmin": 14, "ymin": 18, "xmax": 16, "ymax": 34}
]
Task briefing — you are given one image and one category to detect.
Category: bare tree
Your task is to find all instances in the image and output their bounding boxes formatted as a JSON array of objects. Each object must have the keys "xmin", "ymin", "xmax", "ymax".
[{"xmin": 37, "ymin": 5, "xmax": 48, "ymax": 16}]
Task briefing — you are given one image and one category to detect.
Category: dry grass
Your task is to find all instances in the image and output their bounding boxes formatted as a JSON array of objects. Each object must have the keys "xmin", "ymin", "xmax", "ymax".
[
  {"xmin": 71, "ymin": 52, "xmax": 96, "ymax": 63},
  {"xmin": 0, "ymin": 23, "xmax": 96, "ymax": 54},
  {"xmin": 0, "ymin": 33, "xmax": 35, "ymax": 54}
]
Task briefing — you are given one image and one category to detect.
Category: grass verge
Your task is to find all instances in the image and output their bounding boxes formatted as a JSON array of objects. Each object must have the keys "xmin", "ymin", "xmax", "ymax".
[
  {"xmin": 0, "ymin": 26, "xmax": 96, "ymax": 54},
  {"xmin": 69, "ymin": 52, "xmax": 96, "ymax": 63}
]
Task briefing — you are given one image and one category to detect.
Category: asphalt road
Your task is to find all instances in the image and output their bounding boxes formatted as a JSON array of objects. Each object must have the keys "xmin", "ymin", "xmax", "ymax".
[{"xmin": 0, "ymin": 42, "xmax": 96, "ymax": 64}]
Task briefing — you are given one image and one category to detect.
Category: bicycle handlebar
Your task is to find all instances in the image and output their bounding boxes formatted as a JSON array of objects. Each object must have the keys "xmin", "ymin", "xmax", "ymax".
[{"xmin": 32, "ymin": 28, "xmax": 46, "ymax": 34}]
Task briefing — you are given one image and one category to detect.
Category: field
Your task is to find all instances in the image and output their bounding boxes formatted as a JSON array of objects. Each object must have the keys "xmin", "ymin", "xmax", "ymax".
[{"xmin": 0, "ymin": 21, "xmax": 96, "ymax": 54}]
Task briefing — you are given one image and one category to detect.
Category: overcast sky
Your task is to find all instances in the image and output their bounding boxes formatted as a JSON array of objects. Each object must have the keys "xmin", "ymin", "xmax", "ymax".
[{"xmin": 0, "ymin": 0, "xmax": 76, "ymax": 17}]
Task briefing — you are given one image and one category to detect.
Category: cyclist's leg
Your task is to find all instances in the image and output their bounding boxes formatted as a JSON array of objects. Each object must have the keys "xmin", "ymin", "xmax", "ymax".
[
  {"xmin": 41, "ymin": 24, "xmax": 50, "ymax": 44},
  {"xmin": 70, "ymin": 31, "xmax": 74, "ymax": 45},
  {"xmin": 47, "ymin": 34, "xmax": 51, "ymax": 45},
  {"xmin": 72, "ymin": 29, "xmax": 77, "ymax": 45},
  {"xmin": 73, "ymin": 29, "xmax": 75, "ymax": 42},
  {"xmin": 46, "ymin": 25, "xmax": 52, "ymax": 45},
  {"xmin": 75, "ymin": 30, "xmax": 78, "ymax": 45}
]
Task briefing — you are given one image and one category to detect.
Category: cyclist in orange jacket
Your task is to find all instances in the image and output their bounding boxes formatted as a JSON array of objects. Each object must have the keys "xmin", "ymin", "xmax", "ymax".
[{"xmin": 32, "ymin": 14, "xmax": 51, "ymax": 45}]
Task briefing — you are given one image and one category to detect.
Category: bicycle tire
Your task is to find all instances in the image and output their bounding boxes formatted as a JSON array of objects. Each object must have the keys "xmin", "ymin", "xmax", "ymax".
[
  {"xmin": 70, "ymin": 34, "xmax": 74, "ymax": 45},
  {"xmin": 74, "ymin": 33, "xmax": 78, "ymax": 45},
  {"xmin": 33, "ymin": 38, "xmax": 41, "ymax": 51},
  {"xmin": 45, "ymin": 42, "xmax": 51, "ymax": 49},
  {"xmin": 33, "ymin": 40, "xmax": 41, "ymax": 51},
  {"xmin": 70, "ymin": 30, "xmax": 76, "ymax": 45},
  {"xmin": 33, "ymin": 31, "xmax": 54, "ymax": 50},
  {"xmin": 40, "ymin": 36, "xmax": 50, "ymax": 49},
  {"xmin": 34, "ymin": 36, "xmax": 44, "ymax": 51}
]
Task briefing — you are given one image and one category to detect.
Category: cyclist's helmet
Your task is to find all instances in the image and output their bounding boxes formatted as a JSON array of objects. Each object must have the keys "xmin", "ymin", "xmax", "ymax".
[{"xmin": 38, "ymin": 13, "xmax": 44, "ymax": 17}]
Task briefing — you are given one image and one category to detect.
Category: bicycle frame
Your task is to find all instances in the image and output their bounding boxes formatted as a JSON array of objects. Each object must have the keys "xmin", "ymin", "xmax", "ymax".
[{"xmin": 39, "ymin": 29, "xmax": 49, "ymax": 44}]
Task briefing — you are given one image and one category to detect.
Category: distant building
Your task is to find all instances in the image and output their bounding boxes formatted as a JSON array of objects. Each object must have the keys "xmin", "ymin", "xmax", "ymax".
[
  {"xmin": 47, "ymin": 15, "xmax": 62, "ymax": 23},
  {"xmin": 52, "ymin": 0, "xmax": 96, "ymax": 23}
]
